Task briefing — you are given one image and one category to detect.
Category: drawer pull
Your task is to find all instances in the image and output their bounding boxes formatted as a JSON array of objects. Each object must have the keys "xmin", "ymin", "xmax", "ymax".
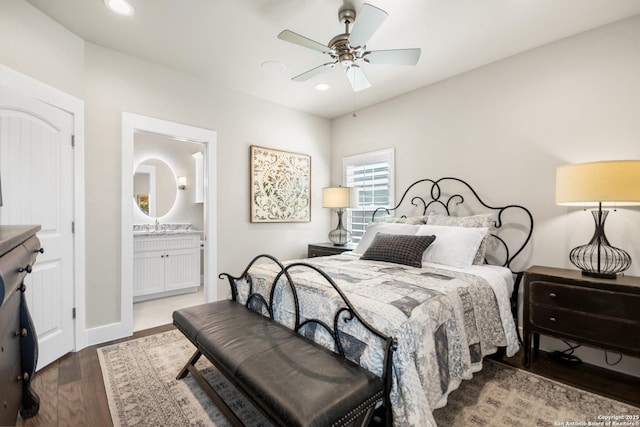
[
  {"xmin": 549, "ymin": 292, "xmax": 557, "ymax": 298},
  {"xmin": 549, "ymin": 317, "xmax": 557, "ymax": 322},
  {"xmin": 35, "ymin": 247, "xmax": 44, "ymax": 254},
  {"xmin": 14, "ymin": 328, "xmax": 27, "ymax": 337},
  {"xmin": 18, "ymin": 264, "xmax": 33, "ymax": 274}
]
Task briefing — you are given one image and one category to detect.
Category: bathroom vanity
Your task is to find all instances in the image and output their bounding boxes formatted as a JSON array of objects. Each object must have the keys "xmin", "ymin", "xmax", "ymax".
[{"xmin": 133, "ymin": 224, "xmax": 201, "ymax": 302}]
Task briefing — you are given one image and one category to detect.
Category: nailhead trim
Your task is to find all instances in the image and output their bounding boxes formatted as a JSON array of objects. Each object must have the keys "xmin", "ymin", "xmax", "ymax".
[{"xmin": 332, "ymin": 390, "xmax": 384, "ymax": 427}]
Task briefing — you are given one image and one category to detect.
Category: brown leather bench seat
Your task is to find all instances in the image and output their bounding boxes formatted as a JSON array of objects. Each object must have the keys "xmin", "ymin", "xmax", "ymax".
[{"xmin": 173, "ymin": 299, "xmax": 385, "ymax": 427}]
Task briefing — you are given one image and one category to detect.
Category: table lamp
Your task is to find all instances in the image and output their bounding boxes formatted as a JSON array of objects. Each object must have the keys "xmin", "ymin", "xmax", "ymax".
[
  {"xmin": 322, "ymin": 186, "xmax": 359, "ymax": 246},
  {"xmin": 556, "ymin": 160, "xmax": 640, "ymax": 279}
]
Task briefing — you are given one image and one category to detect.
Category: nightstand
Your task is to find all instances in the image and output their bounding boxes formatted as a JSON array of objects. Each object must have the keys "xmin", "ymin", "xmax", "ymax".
[
  {"xmin": 523, "ymin": 265, "xmax": 640, "ymax": 367},
  {"xmin": 307, "ymin": 242, "xmax": 357, "ymax": 258}
]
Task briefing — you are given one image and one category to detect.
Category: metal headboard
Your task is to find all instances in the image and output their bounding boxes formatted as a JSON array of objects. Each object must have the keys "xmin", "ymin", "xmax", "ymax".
[{"xmin": 372, "ymin": 177, "xmax": 534, "ymax": 273}]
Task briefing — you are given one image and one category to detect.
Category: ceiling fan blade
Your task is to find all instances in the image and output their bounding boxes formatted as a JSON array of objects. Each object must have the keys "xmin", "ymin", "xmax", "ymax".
[
  {"xmin": 346, "ymin": 65, "xmax": 371, "ymax": 92},
  {"xmin": 292, "ymin": 62, "xmax": 336, "ymax": 81},
  {"xmin": 348, "ymin": 3, "xmax": 388, "ymax": 48},
  {"xmin": 366, "ymin": 48, "xmax": 421, "ymax": 65},
  {"xmin": 278, "ymin": 30, "xmax": 330, "ymax": 54}
]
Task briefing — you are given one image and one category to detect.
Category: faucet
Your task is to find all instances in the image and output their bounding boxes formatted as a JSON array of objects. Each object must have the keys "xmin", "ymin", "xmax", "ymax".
[{"xmin": 155, "ymin": 218, "xmax": 159, "ymax": 231}]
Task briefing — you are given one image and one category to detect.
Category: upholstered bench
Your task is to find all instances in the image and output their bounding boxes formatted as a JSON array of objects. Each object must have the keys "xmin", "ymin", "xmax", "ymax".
[{"xmin": 173, "ymin": 255, "xmax": 396, "ymax": 427}]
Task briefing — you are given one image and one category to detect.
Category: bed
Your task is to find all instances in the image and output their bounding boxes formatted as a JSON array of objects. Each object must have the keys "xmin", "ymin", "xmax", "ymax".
[{"xmin": 227, "ymin": 177, "xmax": 533, "ymax": 427}]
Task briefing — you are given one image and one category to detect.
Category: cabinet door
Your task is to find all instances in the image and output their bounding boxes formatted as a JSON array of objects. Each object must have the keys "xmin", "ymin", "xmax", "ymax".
[
  {"xmin": 133, "ymin": 250, "xmax": 165, "ymax": 296},
  {"xmin": 164, "ymin": 247, "xmax": 200, "ymax": 291}
]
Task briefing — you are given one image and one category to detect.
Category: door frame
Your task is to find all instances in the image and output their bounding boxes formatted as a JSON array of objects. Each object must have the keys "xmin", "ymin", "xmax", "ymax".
[
  {"xmin": 0, "ymin": 64, "xmax": 87, "ymax": 351},
  {"xmin": 121, "ymin": 113, "xmax": 217, "ymax": 335}
]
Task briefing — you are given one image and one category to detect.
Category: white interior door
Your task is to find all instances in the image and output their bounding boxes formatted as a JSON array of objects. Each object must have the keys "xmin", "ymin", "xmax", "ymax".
[{"xmin": 0, "ymin": 84, "xmax": 75, "ymax": 369}]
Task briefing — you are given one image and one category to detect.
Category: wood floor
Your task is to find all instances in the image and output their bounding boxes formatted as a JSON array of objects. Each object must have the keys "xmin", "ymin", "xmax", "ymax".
[{"xmin": 15, "ymin": 324, "xmax": 640, "ymax": 427}]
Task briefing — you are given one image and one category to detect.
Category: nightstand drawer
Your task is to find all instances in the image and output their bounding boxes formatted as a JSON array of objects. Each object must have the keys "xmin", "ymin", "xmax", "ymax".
[
  {"xmin": 529, "ymin": 304, "xmax": 640, "ymax": 353},
  {"xmin": 307, "ymin": 243, "xmax": 356, "ymax": 258},
  {"xmin": 309, "ymin": 247, "xmax": 341, "ymax": 257},
  {"xmin": 529, "ymin": 280, "xmax": 640, "ymax": 321}
]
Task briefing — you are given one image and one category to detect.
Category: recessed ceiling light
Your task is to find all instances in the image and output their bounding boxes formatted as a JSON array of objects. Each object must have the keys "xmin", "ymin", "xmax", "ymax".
[
  {"xmin": 261, "ymin": 61, "xmax": 286, "ymax": 75},
  {"xmin": 315, "ymin": 83, "xmax": 331, "ymax": 91},
  {"xmin": 104, "ymin": 0, "xmax": 135, "ymax": 16}
]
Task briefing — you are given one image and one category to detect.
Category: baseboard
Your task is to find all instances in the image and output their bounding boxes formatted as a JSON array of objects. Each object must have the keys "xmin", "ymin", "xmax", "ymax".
[{"xmin": 87, "ymin": 321, "xmax": 132, "ymax": 346}]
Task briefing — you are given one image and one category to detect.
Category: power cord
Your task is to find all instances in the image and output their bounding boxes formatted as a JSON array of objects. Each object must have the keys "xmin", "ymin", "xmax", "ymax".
[{"xmin": 550, "ymin": 340, "xmax": 582, "ymax": 365}]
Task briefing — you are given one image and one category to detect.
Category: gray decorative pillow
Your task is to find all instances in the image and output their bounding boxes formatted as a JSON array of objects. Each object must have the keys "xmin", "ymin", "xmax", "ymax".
[
  {"xmin": 360, "ymin": 233, "xmax": 436, "ymax": 268},
  {"xmin": 426, "ymin": 212, "xmax": 495, "ymax": 264}
]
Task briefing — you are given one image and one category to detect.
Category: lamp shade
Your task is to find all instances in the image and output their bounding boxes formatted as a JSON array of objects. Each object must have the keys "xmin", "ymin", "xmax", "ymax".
[
  {"xmin": 322, "ymin": 186, "xmax": 359, "ymax": 209},
  {"xmin": 556, "ymin": 160, "xmax": 640, "ymax": 206}
]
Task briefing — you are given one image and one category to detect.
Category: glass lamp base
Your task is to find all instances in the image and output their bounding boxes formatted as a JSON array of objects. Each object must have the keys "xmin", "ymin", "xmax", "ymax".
[
  {"xmin": 328, "ymin": 209, "xmax": 352, "ymax": 246},
  {"xmin": 569, "ymin": 209, "xmax": 631, "ymax": 279}
]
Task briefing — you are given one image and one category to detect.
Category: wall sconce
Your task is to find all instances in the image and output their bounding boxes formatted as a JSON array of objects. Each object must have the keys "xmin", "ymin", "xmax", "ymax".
[{"xmin": 177, "ymin": 176, "xmax": 187, "ymax": 190}]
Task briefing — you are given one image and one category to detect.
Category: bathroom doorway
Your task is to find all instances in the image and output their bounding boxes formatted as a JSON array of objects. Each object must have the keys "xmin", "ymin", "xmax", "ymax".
[
  {"xmin": 132, "ymin": 134, "xmax": 206, "ymax": 330},
  {"xmin": 121, "ymin": 113, "xmax": 217, "ymax": 337}
]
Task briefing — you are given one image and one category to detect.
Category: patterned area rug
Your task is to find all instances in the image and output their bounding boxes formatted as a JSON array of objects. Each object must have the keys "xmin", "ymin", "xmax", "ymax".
[{"xmin": 97, "ymin": 329, "xmax": 638, "ymax": 427}]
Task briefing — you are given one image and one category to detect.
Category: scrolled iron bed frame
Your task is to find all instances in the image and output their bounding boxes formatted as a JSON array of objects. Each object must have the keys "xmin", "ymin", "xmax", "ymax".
[
  {"xmin": 220, "ymin": 254, "xmax": 398, "ymax": 426},
  {"xmin": 372, "ymin": 177, "xmax": 534, "ymax": 316}
]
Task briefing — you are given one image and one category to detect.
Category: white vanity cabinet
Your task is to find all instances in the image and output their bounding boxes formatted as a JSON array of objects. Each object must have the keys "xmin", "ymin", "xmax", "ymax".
[{"xmin": 133, "ymin": 232, "xmax": 201, "ymax": 301}]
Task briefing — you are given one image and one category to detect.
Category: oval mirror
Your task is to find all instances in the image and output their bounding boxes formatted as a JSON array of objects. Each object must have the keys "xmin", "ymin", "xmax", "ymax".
[{"xmin": 133, "ymin": 158, "xmax": 177, "ymax": 218}]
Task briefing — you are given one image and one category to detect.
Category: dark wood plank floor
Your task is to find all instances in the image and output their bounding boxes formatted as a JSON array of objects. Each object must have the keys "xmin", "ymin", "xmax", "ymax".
[{"xmin": 15, "ymin": 324, "xmax": 640, "ymax": 427}]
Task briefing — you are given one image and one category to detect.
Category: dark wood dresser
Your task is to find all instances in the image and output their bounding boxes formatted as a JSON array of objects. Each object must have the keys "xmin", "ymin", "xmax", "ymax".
[
  {"xmin": 0, "ymin": 225, "xmax": 42, "ymax": 425},
  {"xmin": 307, "ymin": 242, "xmax": 357, "ymax": 258},
  {"xmin": 523, "ymin": 265, "xmax": 640, "ymax": 367}
]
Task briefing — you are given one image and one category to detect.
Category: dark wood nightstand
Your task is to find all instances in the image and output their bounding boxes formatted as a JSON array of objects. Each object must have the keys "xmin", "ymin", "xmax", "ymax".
[
  {"xmin": 523, "ymin": 265, "xmax": 640, "ymax": 367},
  {"xmin": 307, "ymin": 243, "xmax": 357, "ymax": 258}
]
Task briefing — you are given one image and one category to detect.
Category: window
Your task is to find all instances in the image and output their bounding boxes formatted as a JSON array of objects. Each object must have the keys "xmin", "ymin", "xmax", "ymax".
[{"xmin": 343, "ymin": 148, "xmax": 395, "ymax": 242}]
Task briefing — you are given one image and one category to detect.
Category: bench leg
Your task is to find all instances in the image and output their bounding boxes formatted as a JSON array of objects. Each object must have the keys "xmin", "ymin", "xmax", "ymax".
[
  {"xmin": 177, "ymin": 350, "xmax": 203, "ymax": 380},
  {"xmin": 176, "ymin": 349, "xmax": 246, "ymax": 427}
]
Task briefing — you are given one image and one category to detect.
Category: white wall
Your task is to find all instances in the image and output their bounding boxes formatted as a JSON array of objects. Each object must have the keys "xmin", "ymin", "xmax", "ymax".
[
  {"xmin": 84, "ymin": 43, "xmax": 331, "ymax": 328},
  {"xmin": 0, "ymin": 0, "xmax": 84, "ymax": 98},
  {"xmin": 331, "ymin": 15, "xmax": 640, "ymax": 376},
  {"xmin": 1, "ymin": 1, "xmax": 331, "ymax": 334}
]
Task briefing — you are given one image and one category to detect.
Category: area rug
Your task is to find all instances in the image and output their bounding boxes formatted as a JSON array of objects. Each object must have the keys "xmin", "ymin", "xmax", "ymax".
[{"xmin": 97, "ymin": 329, "xmax": 638, "ymax": 427}]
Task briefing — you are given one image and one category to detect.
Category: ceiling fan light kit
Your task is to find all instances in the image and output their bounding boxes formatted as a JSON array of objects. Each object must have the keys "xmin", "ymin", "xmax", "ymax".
[{"xmin": 278, "ymin": 3, "xmax": 421, "ymax": 92}]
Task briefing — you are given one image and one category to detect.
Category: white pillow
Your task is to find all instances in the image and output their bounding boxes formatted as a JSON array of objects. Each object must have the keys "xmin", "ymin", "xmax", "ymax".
[
  {"xmin": 354, "ymin": 223, "xmax": 421, "ymax": 255},
  {"xmin": 416, "ymin": 224, "xmax": 488, "ymax": 268}
]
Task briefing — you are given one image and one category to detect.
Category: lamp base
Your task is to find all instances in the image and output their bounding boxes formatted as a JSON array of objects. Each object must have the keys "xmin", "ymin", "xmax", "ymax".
[
  {"xmin": 580, "ymin": 270, "xmax": 618, "ymax": 280},
  {"xmin": 569, "ymin": 208, "xmax": 631, "ymax": 280},
  {"xmin": 328, "ymin": 209, "xmax": 352, "ymax": 246}
]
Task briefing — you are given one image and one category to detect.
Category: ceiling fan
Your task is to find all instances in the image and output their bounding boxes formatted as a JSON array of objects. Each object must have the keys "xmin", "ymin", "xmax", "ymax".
[{"xmin": 278, "ymin": 3, "xmax": 421, "ymax": 92}]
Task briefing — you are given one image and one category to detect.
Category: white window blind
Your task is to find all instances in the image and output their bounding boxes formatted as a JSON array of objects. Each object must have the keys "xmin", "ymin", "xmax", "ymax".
[{"xmin": 343, "ymin": 149, "xmax": 394, "ymax": 242}]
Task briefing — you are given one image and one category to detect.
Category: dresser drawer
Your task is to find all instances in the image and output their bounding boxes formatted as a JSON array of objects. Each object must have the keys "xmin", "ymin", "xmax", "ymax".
[
  {"xmin": 529, "ymin": 304, "xmax": 640, "ymax": 354},
  {"xmin": 0, "ymin": 243, "xmax": 29, "ymax": 307},
  {"xmin": 529, "ymin": 280, "xmax": 640, "ymax": 322},
  {"xmin": 21, "ymin": 235, "xmax": 42, "ymax": 265},
  {"xmin": 0, "ymin": 293, "xmax": 22, "ymax": 426},
  {"xmin": 0, "ymin": 357, "xmax": 23, "ymax": 426}
]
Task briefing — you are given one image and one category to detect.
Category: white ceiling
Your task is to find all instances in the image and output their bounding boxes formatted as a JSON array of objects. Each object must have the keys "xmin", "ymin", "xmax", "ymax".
[{"xmin": 26, "ymin": 0, "xmax": 640, "ymax": 119}]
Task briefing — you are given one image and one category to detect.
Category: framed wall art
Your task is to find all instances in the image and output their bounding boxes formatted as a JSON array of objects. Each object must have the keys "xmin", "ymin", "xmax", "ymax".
[{"xmin": 250, "ymin": 145, "xmax": 311, "ymax": 223}]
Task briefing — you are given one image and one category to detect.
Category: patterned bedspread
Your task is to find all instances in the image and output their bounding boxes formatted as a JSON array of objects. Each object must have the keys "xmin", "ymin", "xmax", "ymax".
[{"xmin": 233, "ymin": 254, "xmax": 519, "ymax": 427}]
